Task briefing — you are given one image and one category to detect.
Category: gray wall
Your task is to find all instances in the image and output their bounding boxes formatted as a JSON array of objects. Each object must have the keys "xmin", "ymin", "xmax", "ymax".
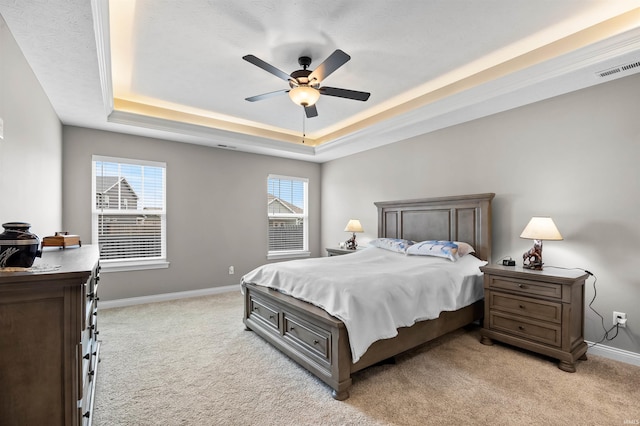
[
  {"xmin": 0, "ymin": 15, "xmax": 62, "ymax": 237},
  {"xmin": 321, "ymin": 73, "xmax": 640, "ymax": 354},
  {"xmin": 63, "ymin": 126, "xmax": 321, "ymax": 301}
]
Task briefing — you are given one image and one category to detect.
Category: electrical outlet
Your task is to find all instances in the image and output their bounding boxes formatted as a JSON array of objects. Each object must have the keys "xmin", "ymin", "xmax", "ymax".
[
  {"xmin": 613, "ymin": 311, "xmax": 627, "ymax": 328},
  {"xmin": 228, "ymin": 266, "xmax": 234, "ymax": 275}
]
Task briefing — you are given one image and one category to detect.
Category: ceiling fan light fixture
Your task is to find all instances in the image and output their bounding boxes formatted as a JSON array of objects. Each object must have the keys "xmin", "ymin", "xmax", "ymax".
[{"xmin": 288, "ymin": 85, "xmax": 320, "ymax": 107}]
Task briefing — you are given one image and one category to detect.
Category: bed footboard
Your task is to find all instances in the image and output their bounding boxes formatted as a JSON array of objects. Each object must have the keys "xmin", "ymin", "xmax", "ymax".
[
  {"xmin": 243, "ymin": 282, "xmax": 353, "ymax": 400},
  {"xmin": 243, "ymin": 282, "xmax": 483, "ymax": 400}
]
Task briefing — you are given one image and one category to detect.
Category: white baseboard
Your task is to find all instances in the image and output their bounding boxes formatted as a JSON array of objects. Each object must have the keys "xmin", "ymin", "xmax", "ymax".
[
  {"xmin": 586, "ymin": 341, "xmax": 640, "ymax": 367},
  {"xmin": 100, "ymin": 284, "xmax": 241, "ymax": 309}
]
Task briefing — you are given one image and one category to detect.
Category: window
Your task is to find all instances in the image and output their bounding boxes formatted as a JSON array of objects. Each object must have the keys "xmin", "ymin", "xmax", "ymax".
[
  {"xmin": 267, "ymin": 175, "xmax": 309, "ymax": 259},
  {"xmin": 92, "ymin": 156, "xmax": 168, "ymax": 271}
]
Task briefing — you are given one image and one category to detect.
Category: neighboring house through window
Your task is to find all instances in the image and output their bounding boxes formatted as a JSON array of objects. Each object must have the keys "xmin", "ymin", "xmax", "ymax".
[
  {"xmin": 267, "ymin": 175, "xmax": 309, "ymax": 259},
  {"xmin": 92, "ymin": 155, "xmax": 168, "ymax": 271}
]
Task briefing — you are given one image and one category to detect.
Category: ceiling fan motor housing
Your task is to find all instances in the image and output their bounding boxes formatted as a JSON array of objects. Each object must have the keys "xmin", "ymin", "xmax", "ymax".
[{"xmin": 290, "ymin": 69, "xmax": 313, "ymax": 88}]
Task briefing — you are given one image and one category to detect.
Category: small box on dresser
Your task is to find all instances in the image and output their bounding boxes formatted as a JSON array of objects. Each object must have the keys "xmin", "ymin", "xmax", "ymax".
[
  {"xmin": 0, "ymin": 245, "xmax": 100, "ymax": 426},
  {"xmin": 479, "ymin": 264, "xmax": 588, "ymax": 372}
]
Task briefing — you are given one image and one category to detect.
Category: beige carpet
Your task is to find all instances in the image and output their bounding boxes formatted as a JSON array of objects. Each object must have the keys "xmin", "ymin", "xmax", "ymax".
[{"xmin": 94, "ymin": 292, "xmax": 639, "ymax": 425}]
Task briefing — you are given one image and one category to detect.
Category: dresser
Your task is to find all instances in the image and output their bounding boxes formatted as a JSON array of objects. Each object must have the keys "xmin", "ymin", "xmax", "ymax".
[
  {"xmin": 0, "ymin": 245, "xmax": 100, "ymax": 425},
  {"xmin": 479, "ymin": 264, "xmax": 588, "ymax": 372}
]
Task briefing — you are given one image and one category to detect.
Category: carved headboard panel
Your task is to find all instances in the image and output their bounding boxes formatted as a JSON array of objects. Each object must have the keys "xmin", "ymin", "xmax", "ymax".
[{"xmin": 374, "ymin": 193, "xmax": 495, "ymax": 262}]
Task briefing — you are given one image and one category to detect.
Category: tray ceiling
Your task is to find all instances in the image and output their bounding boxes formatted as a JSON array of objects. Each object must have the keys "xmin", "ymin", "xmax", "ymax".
[{"xmin": 1, "ymin": 1, "xmax": 639, "ymax": 162}]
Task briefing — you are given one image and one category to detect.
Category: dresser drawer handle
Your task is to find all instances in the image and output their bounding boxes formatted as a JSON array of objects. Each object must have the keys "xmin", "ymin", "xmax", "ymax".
[
  {"xmin": 290, "ymin": 326, "xmax": 295, "ymax": 331},
  {"xmin": 313, "ymin": 340, "xmax": 319, "ymax": 345},
  {"xmin": 83, "ymin": 353, "xmax": 90, "ymax": 360},
  {"xmin": 83, "ymin": 411, "xmax": 90, "ymax": 419},
  {"xmin": 253, "ymin": 306, "xmax": 259, "ymax": 311},
  {"xmin": 519, "ymin": 304, "xmax": 525, "ymax": 309},
  {"xmin": 518, "ymin": 284, "xmax": 527, "ymax": 289},
  {"xmin": 269, "ymin": 315, "xmax": 274, "ymax": 319},
  {"xmin": 518, "ymin": 325, "xmax": 525, "ymax": 331}
]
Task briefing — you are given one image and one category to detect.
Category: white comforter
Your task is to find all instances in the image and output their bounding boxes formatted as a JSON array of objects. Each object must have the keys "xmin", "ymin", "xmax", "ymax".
[{"xmin": 241, "ymin": 247, "xmax": 486, "ymax": 363}]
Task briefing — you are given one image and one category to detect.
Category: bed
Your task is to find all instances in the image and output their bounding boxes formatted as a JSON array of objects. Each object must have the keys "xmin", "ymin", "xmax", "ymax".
[{"xmin": 242, "ymin": 193, "xmax": 494, "ymax": 400}]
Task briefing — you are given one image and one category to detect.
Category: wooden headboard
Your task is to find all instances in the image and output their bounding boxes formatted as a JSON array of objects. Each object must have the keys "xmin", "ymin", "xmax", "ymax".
[{"xmin": 374, "ymin": 193, "xmax": 495, "ymax": 262}]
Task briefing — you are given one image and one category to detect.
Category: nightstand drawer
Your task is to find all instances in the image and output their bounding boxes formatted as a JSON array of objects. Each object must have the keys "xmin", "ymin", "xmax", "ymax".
[
  {"xmin": 488, "ymin": 276, "xmax": 562, "ymax": 299},
  {"xmin": 490, "ymin": 292, "xmax": 562, "ymax": 323},
  {"xmin": 489, "ymin": 312, "xmax": 561, "ymax": 347}
]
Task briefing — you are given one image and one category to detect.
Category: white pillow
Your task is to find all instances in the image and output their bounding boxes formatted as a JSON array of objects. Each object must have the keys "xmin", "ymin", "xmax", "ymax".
[
  {"xmin": 406, "ymin": 240, "xmax": 462, "ymax": 261},
  {"xmin": 368, "ymin": 238, "xmax": 414, "ymax": 253},
  {"xmin": 453, "ymin": 241, "xmax": 475, "ymax": 257}
]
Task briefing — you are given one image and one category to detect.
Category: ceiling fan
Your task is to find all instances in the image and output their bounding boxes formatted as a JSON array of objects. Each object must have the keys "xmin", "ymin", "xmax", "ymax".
[{"xmin": 243, "ymin": 49, "xmax": 370, "ymax": 118}]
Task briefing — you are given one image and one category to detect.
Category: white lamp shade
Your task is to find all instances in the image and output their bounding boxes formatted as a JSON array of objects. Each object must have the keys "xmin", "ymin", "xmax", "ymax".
[
  {"xmin": 344, "ymin": 219, "xmax": 364, "ymax": 233},
  {"xmin": 520, "ymin": 217, "xmax": 563, "ymax": 241},
  {"xmin": 288, "ymin": 86, "xmax": 320, "ymax": 106}
]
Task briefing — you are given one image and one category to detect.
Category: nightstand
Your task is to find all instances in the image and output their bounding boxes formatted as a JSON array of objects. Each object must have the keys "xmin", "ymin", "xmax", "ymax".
[
  {"xmin": 479, "ymin": 264, "xmax": 589, "ymax": 372},
  {"xmin": 326, "ymin": 247, "xmax": 358, "ymax": 256}
]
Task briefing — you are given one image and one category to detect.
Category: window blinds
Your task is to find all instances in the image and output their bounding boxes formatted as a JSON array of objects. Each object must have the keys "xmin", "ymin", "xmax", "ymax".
[
  {"xmin": 267, "ymin": 175, "xmax": 308, "ymax": 253},
  {"xmin": 93, "ymin": 157, "xmax": 166, "ymax": 262}
]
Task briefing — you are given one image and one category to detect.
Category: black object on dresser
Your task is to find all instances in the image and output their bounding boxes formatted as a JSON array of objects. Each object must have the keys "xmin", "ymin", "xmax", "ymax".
[
  {"xmin": 0, "ymin": 245, "xmax": 101, "ymax": 425},
  {"xmin": 480, "ymin": 264, "xmax": 589, "ymax": 372}
]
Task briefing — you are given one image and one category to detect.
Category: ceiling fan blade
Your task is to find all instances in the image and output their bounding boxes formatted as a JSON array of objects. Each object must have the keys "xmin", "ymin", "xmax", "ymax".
[
  {"xmin": 320, "ymin": 86, "xmax": 370, "ymax": 101},
  {"xmin": 304, "ymin": 104, "xmax": 318, "ymax": 118},
  {"xmin": 245, "ymin": 89, "xmax": 289, "ymax": 102},
  {"xmin": 307, "ymin": 49, "xmax": 350, "ymax": 84},
  {"xmin": 243, "ymin": 55, "xmax": 293, "ymax": 83}
]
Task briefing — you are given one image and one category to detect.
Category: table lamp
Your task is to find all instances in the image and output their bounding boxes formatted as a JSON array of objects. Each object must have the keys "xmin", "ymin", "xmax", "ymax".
[
  {"xmin": 344, "ymin": 219, "xmax": 363, "ymax": 250},
  {"xmin": 520, "ymin": 217, "xmax": 563, "ymax": 270}
]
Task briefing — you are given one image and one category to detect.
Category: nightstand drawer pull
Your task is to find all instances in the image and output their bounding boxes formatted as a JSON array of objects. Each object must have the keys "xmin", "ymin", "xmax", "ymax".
[
  {"xmin": 519, "ymin": 304, "xmax": 525, "ymax": 309},
  {"xmin": 518, "ymin": 325, "xmax": 525, "ymax": 331},
  {"xmin": 518, "ymin": 284, "xmax": 526, "ymax": 289}
]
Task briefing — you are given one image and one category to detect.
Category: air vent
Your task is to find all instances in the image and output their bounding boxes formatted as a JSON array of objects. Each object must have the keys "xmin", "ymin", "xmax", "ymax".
[
  {"xmin": 596, "ymin": 60, "xmax": 640, "ymax": 79},
  {"xmin": 621, "ymin": 61, "xmax": 640, "ymax": 72}
]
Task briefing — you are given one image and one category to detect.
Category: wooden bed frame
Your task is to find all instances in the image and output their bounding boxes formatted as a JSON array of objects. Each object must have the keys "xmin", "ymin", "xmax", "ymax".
[{"xmin": 243, "ymin": 193, "xmax": 494, "ymax": 400}]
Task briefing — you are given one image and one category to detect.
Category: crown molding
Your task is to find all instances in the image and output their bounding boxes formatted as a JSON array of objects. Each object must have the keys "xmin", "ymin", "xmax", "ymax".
[{"xmin": 91, "ymin": 0, "xmax": 114, "ymax": 116}]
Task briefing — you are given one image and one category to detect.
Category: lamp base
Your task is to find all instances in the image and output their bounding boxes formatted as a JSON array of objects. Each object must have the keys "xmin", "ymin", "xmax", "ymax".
[
  {"xmin": 522, "ymin": 239, "xmax": 543, "ymax": 270},
  {"xmin": 345, "ymin": 233, "xmax": 357, "ymax": 250}
]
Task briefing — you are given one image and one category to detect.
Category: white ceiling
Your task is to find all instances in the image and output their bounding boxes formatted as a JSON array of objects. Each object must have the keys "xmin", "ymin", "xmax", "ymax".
[{"xmin": 2, "ymin": 1, "xmax": 640, "ymax": 162}]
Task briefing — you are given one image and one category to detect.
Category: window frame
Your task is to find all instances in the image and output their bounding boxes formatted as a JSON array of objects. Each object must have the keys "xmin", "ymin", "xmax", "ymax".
[
  {"xmin": 267, "ymin": 174, "xmax": 309, "ymax": 260},
  {"xmin": 91, "ymin": 155, "xmax": 169, "ymax": 272}
]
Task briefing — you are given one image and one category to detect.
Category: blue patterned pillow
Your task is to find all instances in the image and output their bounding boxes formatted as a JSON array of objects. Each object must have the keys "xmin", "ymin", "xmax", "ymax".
[
  {"xmin": 368, "ymin": 238, "xmax": 414, "ymax": 253},
  {"xmin": 406, "ymin": 240, "xmax": 460, "ymax": 261}
]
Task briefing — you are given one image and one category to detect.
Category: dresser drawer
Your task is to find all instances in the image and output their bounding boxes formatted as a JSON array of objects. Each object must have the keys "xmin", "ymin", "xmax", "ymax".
[
  {"xmin": 489, "ymin": 291, "xmax": 562, "ymax": 323},
  {"xmin": 249, "ymin": 296, "xmax": 279, "ymax": 329},
  {"xmin": 283, "ymin": 312, "xmax": 331, "ymax": 363},
  {"xmin": 488, "ymin": 275, "xmax": 562, "ymax": 299},
  {"xmin": 489, "ymin": 312, "xmax": 561, "ymax": 347}
]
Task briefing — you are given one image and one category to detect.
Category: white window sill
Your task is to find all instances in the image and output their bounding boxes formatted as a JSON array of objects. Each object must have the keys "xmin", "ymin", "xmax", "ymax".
[
  {"xmin": 100, "ymin": 259, "xmax": 170, "ymax": 273},
  {"xmin": 267, "ymin": 250, "xmax": 310, "ymax": 261}
]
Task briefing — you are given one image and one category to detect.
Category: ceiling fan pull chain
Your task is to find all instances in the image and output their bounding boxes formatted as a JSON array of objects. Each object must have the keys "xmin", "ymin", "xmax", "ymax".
[{"xmin": 302, "ymin": 109, "xmax": 306, "ymax": 144}]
